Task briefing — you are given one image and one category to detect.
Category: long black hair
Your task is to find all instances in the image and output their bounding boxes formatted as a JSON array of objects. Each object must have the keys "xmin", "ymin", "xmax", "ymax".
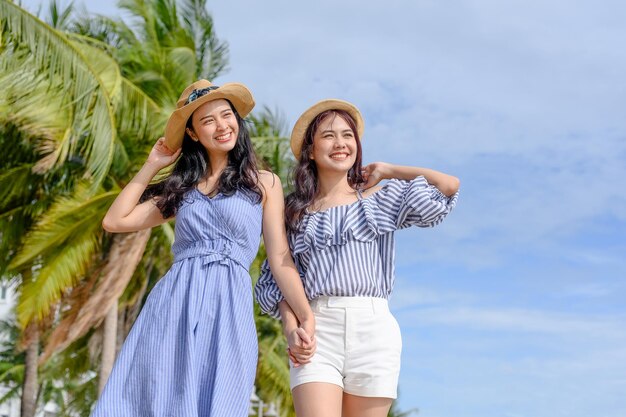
[
  {"xmin": 285, "ymin": 110, "xmax": 364, "ymax": 233},
  {"xmin": 143, "ymin": 101, "xmax": 262, "ymax": 218}
]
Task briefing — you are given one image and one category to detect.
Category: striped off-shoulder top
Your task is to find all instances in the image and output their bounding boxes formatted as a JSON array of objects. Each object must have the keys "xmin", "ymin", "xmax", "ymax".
[{"xmin": 254, "ymin": 176, "xmax": 459, "ymax": 317}]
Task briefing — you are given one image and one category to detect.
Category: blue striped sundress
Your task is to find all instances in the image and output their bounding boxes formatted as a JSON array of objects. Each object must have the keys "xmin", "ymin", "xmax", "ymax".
[{"xmin": 92, "ymin": 188, "xmax": 262, "ymax": 417}]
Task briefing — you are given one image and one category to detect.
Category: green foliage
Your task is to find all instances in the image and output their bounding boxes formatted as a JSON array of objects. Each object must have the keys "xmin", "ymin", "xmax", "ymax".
[
  {"xmin": 1, "ymin": 0, "xmax": 117, "ymax": 192},
  {"xmin": 11, "ymin": 188, "xmax": 118, "ymax": 326},
  {"xmin": 0, "ymin": 317, "xmax": 99, "ymax": 416},
  {"xmin": 250, "ymin": 106, "xmax": 294, "ymax": 193},
  {"xmin": 0, "ymin": 318, "xmax": 25, "ymax": 403},
  {"xmin": 72, "ymin": 0, "xmax": 228, "ymax": 107},
  {"xmin": 0, "ymin": 1, "xmax": 296, "ymax": 415},
  {"xmin": 388, "ymin": 394, "xmax": 419, "ymax": 417}
]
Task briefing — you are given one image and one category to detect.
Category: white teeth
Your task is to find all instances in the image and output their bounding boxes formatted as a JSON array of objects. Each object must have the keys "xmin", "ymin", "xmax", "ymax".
[
  {"xmin": 330, "ymin": 153, "xmax": 349, "ymax": 160},
  {"xmin": 215, "ymin": 133, "xmax": 230, "ymax": 141}
]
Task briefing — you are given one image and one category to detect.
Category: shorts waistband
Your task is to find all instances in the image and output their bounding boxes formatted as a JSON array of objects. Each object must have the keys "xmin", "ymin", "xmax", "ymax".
[{"xmin": 310, "ymin": 296, "xmax": 388, "ymax": 311}]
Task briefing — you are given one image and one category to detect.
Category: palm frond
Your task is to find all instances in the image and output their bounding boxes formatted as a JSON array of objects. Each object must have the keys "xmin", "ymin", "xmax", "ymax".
[
  {"xmin": 71, "ymin": 13, "xmax": 138, "ymax": 50},
  {"xmin": 249, "ymin": 107, "xmax": 293, "ymax": 186},
  {"xmin": 0, "ymin": 381, "xmax": 21, "ymax": 404},
  {"xmin": 257, "ymin": 337, "xmax": 293, "ymax": 417},
  {"xmin": 9, "ymin": 188, "xmax": 115, "ymax": 270},
  {"xmin": 179, "ymin": 0, "xmax": 228, "ymax": 79},
  {"xmin": 60, "ymin": 229, "xmax": 150, "ymax": 354},
  {"xmin": 116, "ymin": 77, "xmax": 164, "ymax": 137},
  {"xmin": 1, "ymin": 0, "xmax": 120, "ymax": 191},
  {"xmin": 15, "ymin": 224, "xmax": 100, "ymax": 327},
  {"xmin": 0, "ymin": 61, "xmax": 71, "ymax": 149},
  {"xmin": 166, "ymin": 46, "xmax": 196, "ymax": 86},
  {"xmin": 0, "ymin": 164, "xmax": 35, "ymax": 210},
  {"xmin": 39, "ymin": 264, "xmax": 100, "ymax": 363},
  {"xmin": 46, "ymin": 0, "xmax": 75, "ymax": 30}
]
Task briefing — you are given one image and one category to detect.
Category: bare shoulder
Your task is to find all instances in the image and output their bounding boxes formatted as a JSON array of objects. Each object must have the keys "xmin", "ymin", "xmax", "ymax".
[
  {"xmin": 258, "ymin": 170, "xmax": 281, "ymax": 190},
  {"xmin": 258, "ymin": 170, "xmax": 283, "ymax": 206},
  {"xmin": 361, "ymin": 185, "xmax": 383, "ymax": 199}
]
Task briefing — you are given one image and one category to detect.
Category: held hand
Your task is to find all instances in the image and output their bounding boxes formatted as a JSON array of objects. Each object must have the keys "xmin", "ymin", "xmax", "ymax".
[
  {"xmin": 361, "ymin": 162, "xmax": 390, "ymax": 189},
  {"xmin": 299, "ymin": 317, "xmax": 316, "ymax": 343},
  {"xmin": 146, "ymin": 137, "xmax": 182, "ymax": 170},
  {"xmin": 286, "ymin": 326, "xmax": 316, "ymax": 368}
]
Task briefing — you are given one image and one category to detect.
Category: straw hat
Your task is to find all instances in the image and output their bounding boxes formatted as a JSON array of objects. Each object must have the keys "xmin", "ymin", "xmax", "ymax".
[
  {"xmin": 164, "ymin": 79, "xmax": 255, "ymax": 151},
  {"xmin": 290, "ymin": 99, "xmax": 364, "ymax": 159}
]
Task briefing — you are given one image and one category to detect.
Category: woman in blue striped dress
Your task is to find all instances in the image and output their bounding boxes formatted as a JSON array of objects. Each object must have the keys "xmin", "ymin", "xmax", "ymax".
[
  {"xmin": 255, "ymin": 99, "xmax": 460, "ymax": 417},
  {"xmin": 93, "ymin": 80, "xmax": 315, "ymax": 417}
]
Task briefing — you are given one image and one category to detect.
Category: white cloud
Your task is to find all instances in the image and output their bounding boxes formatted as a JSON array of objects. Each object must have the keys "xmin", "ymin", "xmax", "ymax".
[
  {"xmin": 15, "ymin": 1, "xmax": 626, "ymax": 415},
  {"xmin": 398, "ymin": 305, "xmax": 626, "ymax": 338}
]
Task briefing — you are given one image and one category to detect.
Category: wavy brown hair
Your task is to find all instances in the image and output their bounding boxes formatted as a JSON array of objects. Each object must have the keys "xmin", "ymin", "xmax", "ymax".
[
  {"xmin": 143, "ymin": 101, "xmax": 262, "ymax": 218},
  {"xmin": 285, "ymin": 110, "xmax": 364, "ymax": 233}
]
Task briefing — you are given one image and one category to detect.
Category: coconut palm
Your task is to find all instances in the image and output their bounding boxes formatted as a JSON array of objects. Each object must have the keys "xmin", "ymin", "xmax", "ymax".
[
  {"xmin": 248, "ymin": 107, "xmax": 296, "ymax": 416},
  {"xmin": 1, "ymin": 1, "xmax": 161, "ymax": 414},
  {"xmin": 2, "ymin": 0, "xmax": 295, "ymax": 415}
]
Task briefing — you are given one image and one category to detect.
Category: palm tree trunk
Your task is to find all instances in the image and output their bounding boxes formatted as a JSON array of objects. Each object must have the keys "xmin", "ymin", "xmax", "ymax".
[
  {"xmin": 40, "ymin": 230, "xmax": 152, "ymax": 363},
  {"xmin": 116, "ymin": 304, "xmax": 126, "ymax": 356},
  {"xmin": 98, "ymin": 303, "xmax": 118, "ymax": 394},
  {"xmin": 93, "ymin": 230, "xmax": 151, "ymax": 394},
  {"xmin": 21, "ymin": 323, "xmax": 39, "ymax": 417}
]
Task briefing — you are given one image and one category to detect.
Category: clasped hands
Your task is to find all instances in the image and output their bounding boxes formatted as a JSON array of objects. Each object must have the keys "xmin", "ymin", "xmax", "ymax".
[{"xmin": 284, "ymin": 319, "xmax": 316, "ymax": 368}]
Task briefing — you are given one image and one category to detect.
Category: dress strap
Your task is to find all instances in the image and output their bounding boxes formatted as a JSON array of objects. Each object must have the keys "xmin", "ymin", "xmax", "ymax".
[{"xmin": 356, "ymin": 188, "xmax": 363, "ymax": 200}]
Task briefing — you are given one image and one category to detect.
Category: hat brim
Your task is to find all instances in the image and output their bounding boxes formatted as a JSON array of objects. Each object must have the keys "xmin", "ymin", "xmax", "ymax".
[
  {"xmin": 290, "ymin": 99, "xmax": 364, "ymax": 159},
  {"xmin": 164, "ymin": 83, "xmax": 254, "ymax": 151}
]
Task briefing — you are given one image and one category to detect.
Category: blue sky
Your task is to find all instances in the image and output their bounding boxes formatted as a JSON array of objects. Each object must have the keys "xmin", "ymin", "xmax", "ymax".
[{"xmin": 21, "ymin": 1, "xmax": 626, "ymax": 416}]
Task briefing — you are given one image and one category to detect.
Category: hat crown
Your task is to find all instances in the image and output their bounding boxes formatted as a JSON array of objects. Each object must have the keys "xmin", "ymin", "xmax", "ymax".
[
  {"xmin": 165, "ymin": 80, "xmax": 255, "ymax": 151},
  {"xmin": 176, "ymin": 79, "xmax": 215, "ymax": 109},
  {"xmin": 290, "ymin": 99, "xmax": 364, "ymax": 159}
]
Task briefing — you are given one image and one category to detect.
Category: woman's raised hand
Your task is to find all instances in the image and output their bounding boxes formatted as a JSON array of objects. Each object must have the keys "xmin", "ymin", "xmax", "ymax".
[
  {"xmin": 361, "ymin": 162, "xmax": 390, "ymax": 189},
  {"xmin": 146, "ymin": 137, "xmax": 182, "ymax": 170}
]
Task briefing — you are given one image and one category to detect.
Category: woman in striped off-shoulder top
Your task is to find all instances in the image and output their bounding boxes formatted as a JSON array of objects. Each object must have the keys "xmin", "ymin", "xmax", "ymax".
[{"xmin": 254, "ymin": 99, "xmax": 459, "ymax": 417}]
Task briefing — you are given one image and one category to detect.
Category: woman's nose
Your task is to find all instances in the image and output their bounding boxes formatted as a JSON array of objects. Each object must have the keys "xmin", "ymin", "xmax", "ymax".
[{"xmin": 334, "ymin": 137, "xmax": 347, "ymax": 148}]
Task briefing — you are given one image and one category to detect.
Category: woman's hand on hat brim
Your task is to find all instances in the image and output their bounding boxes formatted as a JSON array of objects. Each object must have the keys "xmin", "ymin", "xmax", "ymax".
[{"xmin": 146, "ymin": 137, "xmax": 182, "ymax": 170}]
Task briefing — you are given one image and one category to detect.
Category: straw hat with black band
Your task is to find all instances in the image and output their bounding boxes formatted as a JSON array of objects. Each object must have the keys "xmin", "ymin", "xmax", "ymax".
[
  {"xmin": 290, "ymin": 99, "xmax": 365, "ymax": 159},
  {"xmin": 164, "ymin": 79, "xmax": 255, "ymax": 151}
]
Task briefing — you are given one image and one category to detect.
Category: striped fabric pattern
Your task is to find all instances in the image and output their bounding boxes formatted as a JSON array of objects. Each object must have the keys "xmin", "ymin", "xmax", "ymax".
[
  {"xmin": 255, "ymin": 176, "xmax": 458, "ymax": 317},
  {"xmin": 92, "ymin": 188, "xmax": 262, "ymax": 417}
]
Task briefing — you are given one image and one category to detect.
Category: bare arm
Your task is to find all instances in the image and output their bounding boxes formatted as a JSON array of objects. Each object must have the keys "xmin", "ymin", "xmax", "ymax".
[
  {"xmin": 260, "ymin": 172, "xmax": 315, "ymax": 333},
  {"xmin": 363, "ymin": 162, "xmax": 460, "ymax": 197},
  {"xmin": 278, "ymin": 300, "xmax": 315, "ymax": 366},
  {"xmin": 102, "ymin": 138, "xmax": 181, "ymax": 233}
]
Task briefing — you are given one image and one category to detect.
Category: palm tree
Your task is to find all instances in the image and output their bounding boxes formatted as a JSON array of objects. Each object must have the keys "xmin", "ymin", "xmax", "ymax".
[
  {"xmin": 247, "ymin": 107, "xmax": 298, "ymax": 416},
  {"xmin": 0, "ymin": 0, "xmax": 288, "ymax": 409},
  {"xmin": 1, "ymin": 1, "xmax": 161, "ymax": 414},
  {"xmin": 71, "ymin": 4, "xmax": 297, "ymax": 413},
  {"xmin": 45, "ymin": 0, "xmax": 230, "ymax": 394},
  {"xmin": 3, "ymin": 0, "xmax": 294, "ymax": 415}
]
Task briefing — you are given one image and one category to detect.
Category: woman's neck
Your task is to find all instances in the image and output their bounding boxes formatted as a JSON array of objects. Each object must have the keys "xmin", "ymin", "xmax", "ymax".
[
  {"xmin": 316, "ymin": 171, "xmax": 353, "ymax": 200},
  {"xmin": 199, "ymin": 152, "xmax": 229, "ymax": 193},
  {"xmin": 207, "ymin": 152, "xmax": 228, "ymax": 178}
]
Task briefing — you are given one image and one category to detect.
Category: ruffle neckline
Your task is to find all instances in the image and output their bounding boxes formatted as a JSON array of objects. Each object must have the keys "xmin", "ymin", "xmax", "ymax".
[
  {"xmin": 290, "ymin": 176, "xmax": 437, "ymax": 255},
  {"xmin": 291, "ymin": 194, "xmax": 391, "ymax": 255}
]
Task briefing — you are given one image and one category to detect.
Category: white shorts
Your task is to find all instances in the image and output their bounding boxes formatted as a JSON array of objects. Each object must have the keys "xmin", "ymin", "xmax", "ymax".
[{"xmin": 290, "ymin": 296, "xmax": 402, "ymax": 398}]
